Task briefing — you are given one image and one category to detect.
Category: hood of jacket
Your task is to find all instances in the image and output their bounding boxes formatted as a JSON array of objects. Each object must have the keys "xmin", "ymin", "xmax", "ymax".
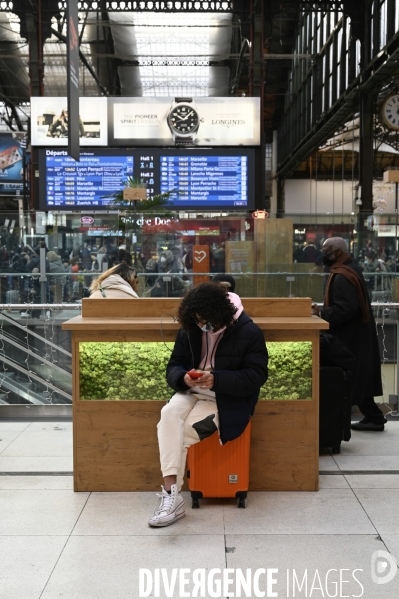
[
  {"xmin": 49, "ymin": 258, "xmax": 65, "ymax": 272},
  {"xmin": 96, "ymin": 274, "xmax": 138, "ymax": 298}
]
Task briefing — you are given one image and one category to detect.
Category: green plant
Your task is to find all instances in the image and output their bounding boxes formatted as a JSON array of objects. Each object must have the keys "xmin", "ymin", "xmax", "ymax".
[
  {"xmin": 106, "ymin": 176, "xmax": 175, "ymax": 212},
  {"xmin": 79, "ymin": 341, "xmax": 312, "ymax": 401},
  {"xmin": 259, "ymin": 342, "xmax": 312, "ymax": 400}
]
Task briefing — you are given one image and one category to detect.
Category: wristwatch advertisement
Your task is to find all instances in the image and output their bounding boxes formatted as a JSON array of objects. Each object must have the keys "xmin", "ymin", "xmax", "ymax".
[{"xmin": 167, "ymin": 97, "xmax": 203, "ymax": 146}]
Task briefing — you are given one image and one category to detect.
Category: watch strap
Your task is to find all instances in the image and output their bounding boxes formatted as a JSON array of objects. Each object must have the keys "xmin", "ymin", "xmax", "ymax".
[
  {"xmin": 174, "ymin": 97, "xmax": 193, "ymax": 103},
  {"xmin": 174, "ymin": 136, "xmax": 193, "ymax": 147}
]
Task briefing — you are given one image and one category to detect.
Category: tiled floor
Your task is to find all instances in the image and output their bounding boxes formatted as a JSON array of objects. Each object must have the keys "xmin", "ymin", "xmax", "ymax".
[{"xmin": 1, "ymin": 419, "xmax": 399, "ymax": 598}]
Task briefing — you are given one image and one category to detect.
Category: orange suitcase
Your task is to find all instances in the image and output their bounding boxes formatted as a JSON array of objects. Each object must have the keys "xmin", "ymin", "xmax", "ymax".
[{"xmin": 186, "ymin": 421, "xmax": 251, "ymax": 508}]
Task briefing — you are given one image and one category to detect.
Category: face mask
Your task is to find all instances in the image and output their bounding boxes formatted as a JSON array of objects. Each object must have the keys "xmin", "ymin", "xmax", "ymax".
[
  {"xmin": 322, "ymin": 255, "xmax": 335, "ymax": 267},
  {"xmin": 199, "ymin": 322, "xmax": 214, "ymax": 332},
  {"xmin": 160, "ymin": 257, "xmax": 166, "ymax": 264}
]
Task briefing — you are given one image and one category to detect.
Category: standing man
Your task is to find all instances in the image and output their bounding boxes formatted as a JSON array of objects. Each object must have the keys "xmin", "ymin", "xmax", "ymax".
[{"xmin": 311, "ymin": 237, "xmax": 385, "ymax": 431}]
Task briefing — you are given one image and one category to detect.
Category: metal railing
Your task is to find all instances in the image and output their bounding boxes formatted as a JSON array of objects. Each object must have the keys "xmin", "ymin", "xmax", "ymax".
[{"xmin": 0, "ymin": 296, "xmax": 399, "ymax": 411}]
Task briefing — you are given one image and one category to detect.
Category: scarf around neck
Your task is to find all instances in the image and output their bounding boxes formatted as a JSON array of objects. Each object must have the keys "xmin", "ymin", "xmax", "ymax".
[{"xmin": 324, "ymin": 252, "xmax": 370, "ymax": 323}]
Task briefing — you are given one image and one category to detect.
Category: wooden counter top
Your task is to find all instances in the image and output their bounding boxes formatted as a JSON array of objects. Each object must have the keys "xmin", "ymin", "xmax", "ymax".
[{"xmin": 62, "ymin": 314, "xmax": 329, "ymax": 331}]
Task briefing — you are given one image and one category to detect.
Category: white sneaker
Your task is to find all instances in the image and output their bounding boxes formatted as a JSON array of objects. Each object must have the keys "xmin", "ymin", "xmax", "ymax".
[{"xmin": 148, "ymin": 484, "xmax": 185, "ymax": 528}]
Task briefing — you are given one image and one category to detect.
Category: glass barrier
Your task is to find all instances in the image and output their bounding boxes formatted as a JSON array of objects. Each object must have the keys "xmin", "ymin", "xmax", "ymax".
[
  {"xmin": 0, "ymin": 303, "xmax": 397, "ymax": 407},
  {"xmin": 1, "ymin": 270, "xmax": 398, "ymax": 303}
]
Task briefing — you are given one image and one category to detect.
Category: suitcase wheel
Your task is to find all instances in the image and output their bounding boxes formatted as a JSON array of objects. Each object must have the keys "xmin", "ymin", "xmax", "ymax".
[
  {"xmin": 191, "ymin": 497, "xmax": 200, "ymax": 509},
  {"xmin": 237, "ymin": 497, "xmax": 247, "ymax": 508},
  {"xmin": 332, "ymin": 445, "xmax": 341, "ymax": 454}
]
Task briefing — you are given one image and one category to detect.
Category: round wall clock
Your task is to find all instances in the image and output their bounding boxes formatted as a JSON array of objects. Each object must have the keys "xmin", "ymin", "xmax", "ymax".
[{"xmin": 381, "ymin": 94, "xmax": 399, "ymax": 130}]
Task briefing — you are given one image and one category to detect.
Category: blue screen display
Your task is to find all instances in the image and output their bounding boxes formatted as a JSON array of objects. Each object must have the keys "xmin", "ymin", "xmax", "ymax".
[
  {"xmin": 40, "ymin": 148, "xmax": 255, "ymax": 210},
  {"xmin": 45, "ymin": 153, "xmax": 133, "ymax": 207},
  {"xmin": 160, "ymin": 155, "xmax": 248, "ymax": 207}
]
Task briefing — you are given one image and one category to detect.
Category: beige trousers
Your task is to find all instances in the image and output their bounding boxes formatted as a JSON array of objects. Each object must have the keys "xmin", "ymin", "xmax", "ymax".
[{"xmin": 157, "ymin": 392, "xmax": 220, "ymax": 491}]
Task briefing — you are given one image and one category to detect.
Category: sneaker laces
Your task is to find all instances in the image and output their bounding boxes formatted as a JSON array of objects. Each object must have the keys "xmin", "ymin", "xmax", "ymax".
[{"xmin": 153, "ymin": 490, "xmax": 174, "ymax": 516}]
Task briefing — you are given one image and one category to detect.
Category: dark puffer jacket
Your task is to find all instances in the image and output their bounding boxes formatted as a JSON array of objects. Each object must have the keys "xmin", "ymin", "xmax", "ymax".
[{"xmin": 166, "ymin": 312, "xmax": 268, "ymax": 444}]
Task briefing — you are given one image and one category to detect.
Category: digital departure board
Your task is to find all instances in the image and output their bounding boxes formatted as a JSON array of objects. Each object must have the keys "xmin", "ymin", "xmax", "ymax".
[
  {"xmin": 39, "ymin": 148, "xmax": 255, "ymax": 210},
  {"xmin": 160, "ymin": 156, "xmax": 248, "ymax": 207},
  {"xmin": 45, "ymin": 152, "xmax": 133, "ymax": 207}
]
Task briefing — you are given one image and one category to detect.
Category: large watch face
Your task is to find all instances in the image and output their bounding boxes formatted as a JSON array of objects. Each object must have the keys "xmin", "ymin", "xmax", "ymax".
[
  {"xmin": 382, "ymin": 95, "xmax": 399, "ymax": 130},
  {"xmin": 168, "ymin": 104, "xmax": 199, "ymax": 135}
]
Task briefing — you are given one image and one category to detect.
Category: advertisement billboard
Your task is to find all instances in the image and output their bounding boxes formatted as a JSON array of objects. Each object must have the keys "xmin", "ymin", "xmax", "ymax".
[
  {"xmin": 30, "ymin": 97, "xmax": 259, "ymax": 147},
  {"xmin": 0, "ymin": 134, "xmax": 25, "ymax": 182},
  {"xmin": 30, "ymin": 97, "xmax": 108, "ymax": 146},
  {"xmin": 109, "ymin": 97, "xmax": 260, "ymax": 147}
]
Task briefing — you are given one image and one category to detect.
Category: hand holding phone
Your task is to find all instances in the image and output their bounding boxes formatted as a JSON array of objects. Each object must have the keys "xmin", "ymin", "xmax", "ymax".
[{"xmin": 187, "ymin": 369, "xmax": 203, "ymax": 379}]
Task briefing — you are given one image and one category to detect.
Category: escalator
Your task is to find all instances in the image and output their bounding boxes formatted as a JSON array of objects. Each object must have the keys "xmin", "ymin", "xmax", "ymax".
[{"xmin": 0, "ymin": 313, "xmax": 72, "ymax": 405}]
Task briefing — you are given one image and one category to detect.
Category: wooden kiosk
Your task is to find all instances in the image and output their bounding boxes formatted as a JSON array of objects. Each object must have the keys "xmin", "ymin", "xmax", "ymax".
[{"xmin": 63, "ymin": 298, "xmax": 328, "ymax": 493}]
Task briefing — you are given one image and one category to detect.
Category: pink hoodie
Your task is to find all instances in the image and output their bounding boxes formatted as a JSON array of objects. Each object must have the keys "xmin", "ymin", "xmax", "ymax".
[{"xmin": 198, "ymin": 292, "xmax": 243, "ymax": 371}]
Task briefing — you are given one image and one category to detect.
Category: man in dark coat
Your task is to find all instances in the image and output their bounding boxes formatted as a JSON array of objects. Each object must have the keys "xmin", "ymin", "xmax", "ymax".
[
  {"xmin": 311, "ymin": 237, "xmax": 385, "ymax": 431},
  {"xmin": 148, "ymin": 283, "xmax": 268, "ymax": 528}
]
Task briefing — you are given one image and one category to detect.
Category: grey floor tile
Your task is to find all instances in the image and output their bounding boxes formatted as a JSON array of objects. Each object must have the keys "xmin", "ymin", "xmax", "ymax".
[
  {"xmin": 73, "ymin": 491, "xmax": 225, "ymax": 536},
  {"xmin": 0, "ymin": 536, "xmax": 67, "ymax": 599},
  {"xmin": 381, "ymin": 535, "xmax": 399, "ymax": 565},
  {"xmin": 341, "ymin": 427, "xmax": 399, "ymax": 456},
  {"xmin": 0, "ymin": 421, "xmax": 31, "ymax": 432},
  {"xmin": 223, "ymin": 490, "xmax": 376, "ymax": 535},
  {"xmin": 0, "ymin": 490, "xmax": 89, "ymax": 535},
  {"xmin": 226, "ymin": 534, "xmax": 398, "ymax": 598},
  {"xmin": 333, "ymin": 456, "xmax": 399, "ymax": 471},
  {"xmin": 0, "ymin": 430, "xmax": 72, "ymax": 457},
  {"xmin": 0, "ymin": 476, "xmax": 73, "ymax": 490},
  {"xmin": 354, "ymin": 489, "xmax": 399, "ymax": 534},
  {"xmin": 319, "ymin": 474, "xmax": 350, "ymax": 488},
  {"xmin": 25, "ymin": 421, "xmax": 72, "ymax": 432},
  {"xmin": 319, "ymin": 455, "xmax": 340, "ymax": 471},
  {"xmin": 41, "ymin": 535, "xmax": 226, "ymax": 599},
  {"xmin": 0, "ymin": 456, "xmax": 73, "ymax": 471},
  {"xmin": 0, "ymin": 430, "xmax": 24, "ymax": 454},
  {"xmin": 347, "ymin": 475, "xmax": 399, "ymax": 489}
]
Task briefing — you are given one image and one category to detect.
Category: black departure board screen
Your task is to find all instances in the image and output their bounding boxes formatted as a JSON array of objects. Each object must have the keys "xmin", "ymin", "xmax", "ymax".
[
  {"xmin": 39, "ymin": 148, "xmax": 255, "ymax": 210},
  {"xmin": 160, "ymin": 155, "xmax": 248, "ymax": 207},
  {"xmin": 45, "ymin": 151, "xmax": 133, "ymax": 207}
]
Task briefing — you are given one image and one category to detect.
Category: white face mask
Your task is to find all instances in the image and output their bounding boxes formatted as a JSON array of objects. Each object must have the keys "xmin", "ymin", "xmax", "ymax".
[
  {"xmin": 199, "ymin": 322, "xmax": 214, "ymax": 332},
  {"xmin": 160, "ymin": 256, "xmax": 166, "ymax": 264}
]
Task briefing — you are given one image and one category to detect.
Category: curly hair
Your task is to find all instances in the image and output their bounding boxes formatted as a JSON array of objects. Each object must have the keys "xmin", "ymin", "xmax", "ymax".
[{"xmin": 178, "ymin": 283, "xmax": 237, "ymax": 332}]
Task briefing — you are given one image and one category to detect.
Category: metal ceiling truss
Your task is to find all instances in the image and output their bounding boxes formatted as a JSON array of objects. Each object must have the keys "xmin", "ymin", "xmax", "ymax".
[
  {"xmin": 277, "ymin": 2, "xmax": 399, "ymax": 180},
  {"xmin": 54, "ymin": 1, "xmax": 234, "ymax": 12}
]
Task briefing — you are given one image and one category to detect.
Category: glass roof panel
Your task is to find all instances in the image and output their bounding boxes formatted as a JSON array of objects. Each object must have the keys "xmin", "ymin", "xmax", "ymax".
[{"xmin": 109, "ymin": 11, "xmax": 232, "ymax": 97}]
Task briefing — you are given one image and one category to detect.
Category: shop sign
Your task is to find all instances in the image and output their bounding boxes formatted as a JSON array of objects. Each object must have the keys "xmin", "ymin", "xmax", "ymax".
[
  {"xmin": 80, "ymin": 216, "xmax": 94, "ymax": 225},
  {"xmin": 252, "ymin": 210, "xmax": 268, "ymax": 219},
  {"xmin": 193, "ymin": 245, "xmax": 210, "ymax": 286},
  {"xmin": 376, "ymin": 225, "xmax": 396, "ymax": 237}
]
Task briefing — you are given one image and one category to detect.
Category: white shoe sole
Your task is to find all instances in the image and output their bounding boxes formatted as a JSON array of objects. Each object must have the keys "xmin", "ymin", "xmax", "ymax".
[{"xmin": 148, "ymin": 510, "xmax": 185, "ymax": 528}]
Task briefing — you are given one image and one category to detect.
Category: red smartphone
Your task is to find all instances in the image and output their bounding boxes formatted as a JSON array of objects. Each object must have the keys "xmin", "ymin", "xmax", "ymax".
[{"xmin": 187, "ymin": 370, "xmax": 203, "ymax": 379}]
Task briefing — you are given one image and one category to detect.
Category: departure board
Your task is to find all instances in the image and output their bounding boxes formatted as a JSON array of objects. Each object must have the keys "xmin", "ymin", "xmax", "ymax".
[
  {"xmin": 45, "ymin": 153, "xmax": 133, "ymax": 207},
  {"xmin": 160, "ymin": 155, "xmax": 248, "ymax": 207},
  {"xmin": 39, "ymin": 148, "xmax": 255, "ymax": 210}
]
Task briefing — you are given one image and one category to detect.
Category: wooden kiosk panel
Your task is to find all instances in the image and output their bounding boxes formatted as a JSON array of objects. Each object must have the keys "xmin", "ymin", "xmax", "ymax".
[{"xmin": 63, "ymin": 298, "xmax": 328, "ymax": 493}]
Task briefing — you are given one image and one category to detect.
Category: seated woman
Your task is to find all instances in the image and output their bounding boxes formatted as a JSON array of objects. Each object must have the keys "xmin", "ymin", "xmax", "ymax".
[
  {"xmin": 89, "ymin": 263, "xmax": 139, "ymax": 298},
  {"xmin": 148, "ymin": 283, "xmax": 268, "ymax": 527}
]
